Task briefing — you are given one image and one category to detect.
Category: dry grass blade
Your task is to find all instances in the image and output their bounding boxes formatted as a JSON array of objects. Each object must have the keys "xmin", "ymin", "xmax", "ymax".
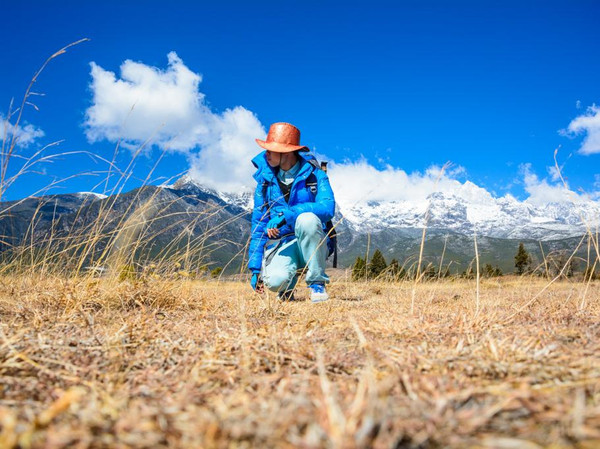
[
  {"xmin": 411, "ymin": 161, "xmax": 451, "ymax": 314},
  {"xmin": 1, "ymin": 38, "xmax": 89, "ymax": 200},
  {"xmin": 474, "ymin": 230, "xmax": 480, "ymax": 316}
]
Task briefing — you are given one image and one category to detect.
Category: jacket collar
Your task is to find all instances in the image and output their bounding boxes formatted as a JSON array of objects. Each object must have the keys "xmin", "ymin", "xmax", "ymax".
[{"xmin": 251, "ymin": 151, "xmax": 316, "ymax": 183}]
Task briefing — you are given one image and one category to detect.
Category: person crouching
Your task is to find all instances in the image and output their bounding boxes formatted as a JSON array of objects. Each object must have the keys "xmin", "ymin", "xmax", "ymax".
[{"xmin": 247, "ymin": 122, "xmax": 336, "ymax": 302}]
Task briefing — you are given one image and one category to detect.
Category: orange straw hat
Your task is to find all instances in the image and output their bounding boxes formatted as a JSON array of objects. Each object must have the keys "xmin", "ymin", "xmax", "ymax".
[{"xmin": 256, "ymin": 122, "xmax": 309, "ymax": 153}]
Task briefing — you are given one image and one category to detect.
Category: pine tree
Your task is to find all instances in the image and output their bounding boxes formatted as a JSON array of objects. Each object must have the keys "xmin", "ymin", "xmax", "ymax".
[
  {"xmin": 386, "ymin": 258, "xmax": 407, "ymax": 281},
  {"xmin": 482, "ymin": 264, "xmax": 503, "ymax": 277},
  {"xmin": 423, "ymin": 264, "xmax": 437, "ymax": 280},
  {"xmin": 393, "ymin": 259, "xmax": 408, "ymax": 280},
  {"xmin": 514, "ymin": 242, "xmax": 532, "ymax": 275},
  {"xmin": 398, "ymin": 266, "xmax": 407, "ymax": 280},
  {"xmin": 439, "ymin": 265, "xmax": 450, "ymax": 278},
  {"xmin": 352, "ymin": 256, "xmax": 367, "ymax": 281},
  {"xmin": 462, "ymin": 265, "xmax": 475, "ymax": 279},
  {"xmin": 484, "ymin": 263, "xmax": 494, "ymax": 278},
  {"xmin": 388, "ymin": 258, "xmax": 400, "ymax": 280},
  {"xmin": 369, "ymin": 249, "xmax": 387, "ymax": 278}
]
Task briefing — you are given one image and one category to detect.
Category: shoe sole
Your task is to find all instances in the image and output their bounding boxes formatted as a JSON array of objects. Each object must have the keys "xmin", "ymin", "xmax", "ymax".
[{"xmin": 311, "ymin": 295, "xmax": 329, "ymax": 303}]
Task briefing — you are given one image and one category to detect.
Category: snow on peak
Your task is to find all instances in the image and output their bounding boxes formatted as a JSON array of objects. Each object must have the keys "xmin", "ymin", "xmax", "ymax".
[
  {"xmin": 76, "ymin": 192, "xmax": 108, "ymax": 200},
  {"xmin": 457, "ymin": 181, "xmax": 494, "ymax": 204},
  {"xmin": 172, "ymin": 174, "xmax": 206, "ymax": 191},
  {"xmin": 166, "ymin": 175, "xmax": 599, "ymax": 240},
  {"xmin": 171, "ymin": 175, "xmax": 253, "ymax": 210},
  {"xmin": 335, "ymin": 178, "xmax": 600, "ymax": 240}
]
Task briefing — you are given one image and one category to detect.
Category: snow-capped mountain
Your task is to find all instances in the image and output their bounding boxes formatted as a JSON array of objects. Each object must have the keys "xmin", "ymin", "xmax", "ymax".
[
  {"xmin": 174, "ymin": 175, "xmax": 600, "ymax": 241},
  {"xmin": 337, "ymin": 180, "xmax": 600, "ymax": 241},
  {"xmin": 2, "ymin": 175, "xmax": 597, "ymax": 271},
  {"xmin": 172, "ymin": 174, "xmax": 600, "ymax": 242}
]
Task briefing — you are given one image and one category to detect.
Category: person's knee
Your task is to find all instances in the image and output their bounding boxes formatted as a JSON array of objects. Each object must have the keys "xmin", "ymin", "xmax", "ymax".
[
  {"xmin": 295, "ymin": 213, "xmax": 322, "ymax": 238},
  {"xmin": 263, "ymin": 268, "xmax": 296, "ymax": 292}
]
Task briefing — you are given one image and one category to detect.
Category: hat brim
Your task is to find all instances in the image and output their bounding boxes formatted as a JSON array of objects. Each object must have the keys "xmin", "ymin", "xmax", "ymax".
[{"xmin": 255, "ymin": 139, "xmax": 309, "ymax": 153}]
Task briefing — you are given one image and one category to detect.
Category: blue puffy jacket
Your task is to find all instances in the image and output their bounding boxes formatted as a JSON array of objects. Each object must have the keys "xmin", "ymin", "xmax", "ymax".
[{"xmin": 247, "ymin": 151, "xmax": 336, "ymax": 272}]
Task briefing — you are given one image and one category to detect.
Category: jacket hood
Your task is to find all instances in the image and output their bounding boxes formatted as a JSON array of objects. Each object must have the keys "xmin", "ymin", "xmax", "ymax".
[{"xmin": 251, "ymin": 151, "xmax": 318, "ymax": 182}]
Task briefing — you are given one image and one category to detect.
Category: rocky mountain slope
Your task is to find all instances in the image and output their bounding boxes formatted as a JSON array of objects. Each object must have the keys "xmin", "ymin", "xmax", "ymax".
[
  {"xmin": 0, "ymin": 176, "xmax": 597, "ymax": 273},
  {"xmin": 0, "ymin": 181, "xmax": 251, "ymax": 270}
]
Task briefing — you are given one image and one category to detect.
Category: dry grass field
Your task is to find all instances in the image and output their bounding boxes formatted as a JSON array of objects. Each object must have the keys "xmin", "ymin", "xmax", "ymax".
[{"xmin": 0, "ymin": 274, "xmax": 599, "ymax": 449}]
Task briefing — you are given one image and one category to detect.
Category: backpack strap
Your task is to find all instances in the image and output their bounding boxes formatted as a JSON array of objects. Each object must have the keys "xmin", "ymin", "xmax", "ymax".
[
  {"xmin": 325, "ymin": 220, "xmax": 338, "ymax": 268},
  {"xmin": 260, "ymin": 181, "xmax": 269, "ymax": 211},
  {"xmin": 305, "ymin": 173, "xmax": 318, "ymax": 194},
  {"xmin": 307, "ymin": 160, "xmax": 338, "ymax": 268},
  {"xmin": 307, "ymin": 158, "xmax": 321, "ymax": 170}
]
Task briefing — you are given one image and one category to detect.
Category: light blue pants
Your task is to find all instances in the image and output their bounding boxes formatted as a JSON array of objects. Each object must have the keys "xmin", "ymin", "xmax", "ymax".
[{"xmin": 262, "ymin": 212, "xmax": 330, "ymax": 293}]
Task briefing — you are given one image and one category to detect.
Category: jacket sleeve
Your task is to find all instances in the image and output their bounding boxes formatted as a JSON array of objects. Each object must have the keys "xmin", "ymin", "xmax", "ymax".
[
  {"xmin": 282, "ymin": 170, "xmax": 336, "ymax": 226},
  {"xmin": 247, "ymin": 181, "xmax": 270, "ymax": 272}
]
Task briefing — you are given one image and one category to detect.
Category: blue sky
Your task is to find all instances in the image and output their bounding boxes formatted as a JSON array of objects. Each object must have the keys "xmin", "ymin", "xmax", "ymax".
[{"xmin": 1, "ymin": 0, "xmax": 599, "ymax": 204}]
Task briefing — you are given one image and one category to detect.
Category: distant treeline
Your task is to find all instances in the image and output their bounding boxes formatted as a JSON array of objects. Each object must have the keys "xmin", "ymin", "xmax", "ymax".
[{"xmin": 352, "ymin": 242, "xmax": 600, "ymax": 282}]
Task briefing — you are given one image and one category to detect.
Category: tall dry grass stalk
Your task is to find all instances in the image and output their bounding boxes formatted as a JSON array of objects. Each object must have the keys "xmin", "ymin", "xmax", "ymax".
[
  {"xmin": 1, "ymin": 39, "xmax": 89, "ymax": 201},
  {"xmin": 539, "ymin": 240, "xmax": 550, "ymax": 281},
  {"xmin": 474, "ymin": 230, "xmax": 480, "ymax": 316},
  {"xmin": 411, "ymin": 161, "xmax": 451, "ymax": 314},
  {"xmin": 437, "ymin": 234, "xmax": 448, "ymax": 280}
]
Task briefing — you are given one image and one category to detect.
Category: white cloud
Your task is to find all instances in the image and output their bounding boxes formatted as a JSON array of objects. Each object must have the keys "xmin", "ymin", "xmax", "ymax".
[
  {"xmin": 85, "ymin": 52, "xmax": 265, "ymax": 190},
  {"xmin": 187, "ymin": 107, "xmax": 267, "ymax": 192},
  {"xmin": 593, "ymin": 175, "xmax": 600, "ymax": 200},
  {"xmin": 428, "ymin": 163, "xmax": 466, "ymax": 179},
  {"xmin": 520, "ymin": 163, "xmax": 587, "ymax": 205},
  {"xmin": 563, "ymin": 104, "xmax": 600, "ymax": 155},
  {"xmin": 546, "ymin": 165, "xmax": 560, "ymax": 182},
  {"xmin": 83, "ymin": 53, "xmax": 600, "ymax": 207},
  {"xmin": 546, "ymin": 164, "xmax": 567, "ymax": 183},
  {"xmin": 1, "ymin": 115, "xmax": 44, "ymax": 148},
  {"xmin": 328, "ymin": 159, "xmax": 486, "ymax": 208}
]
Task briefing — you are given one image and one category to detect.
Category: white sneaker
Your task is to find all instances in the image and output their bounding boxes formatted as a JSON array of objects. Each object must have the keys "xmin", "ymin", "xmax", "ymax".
[{"xmin": 309, "ymin": 283, "xmax": 329, "ymax": 303}]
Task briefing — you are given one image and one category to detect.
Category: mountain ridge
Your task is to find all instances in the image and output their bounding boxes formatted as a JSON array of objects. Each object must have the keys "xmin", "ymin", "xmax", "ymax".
[
  {"xmin": 175, "ymin": 175, "xmax": 599, "ymax": 241},
  {"xmin": 0, "ymin": 176, "xmax": 596, "ymax": 273}
]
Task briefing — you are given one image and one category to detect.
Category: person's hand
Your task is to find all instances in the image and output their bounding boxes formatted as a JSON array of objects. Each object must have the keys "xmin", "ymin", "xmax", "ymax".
[
  {"xmin": 250, "ymin": 271, "xmax": 263, "ymax": 293},
  {"xmin": 266, "ymin": 214, "xmax": 286, "ymax": 239}
]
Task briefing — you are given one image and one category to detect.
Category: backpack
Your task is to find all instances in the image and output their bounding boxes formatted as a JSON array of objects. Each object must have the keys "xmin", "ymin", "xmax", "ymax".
[{"xmin": 311, "ymin": 161, "xmax": 338, "ymax": 269}]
